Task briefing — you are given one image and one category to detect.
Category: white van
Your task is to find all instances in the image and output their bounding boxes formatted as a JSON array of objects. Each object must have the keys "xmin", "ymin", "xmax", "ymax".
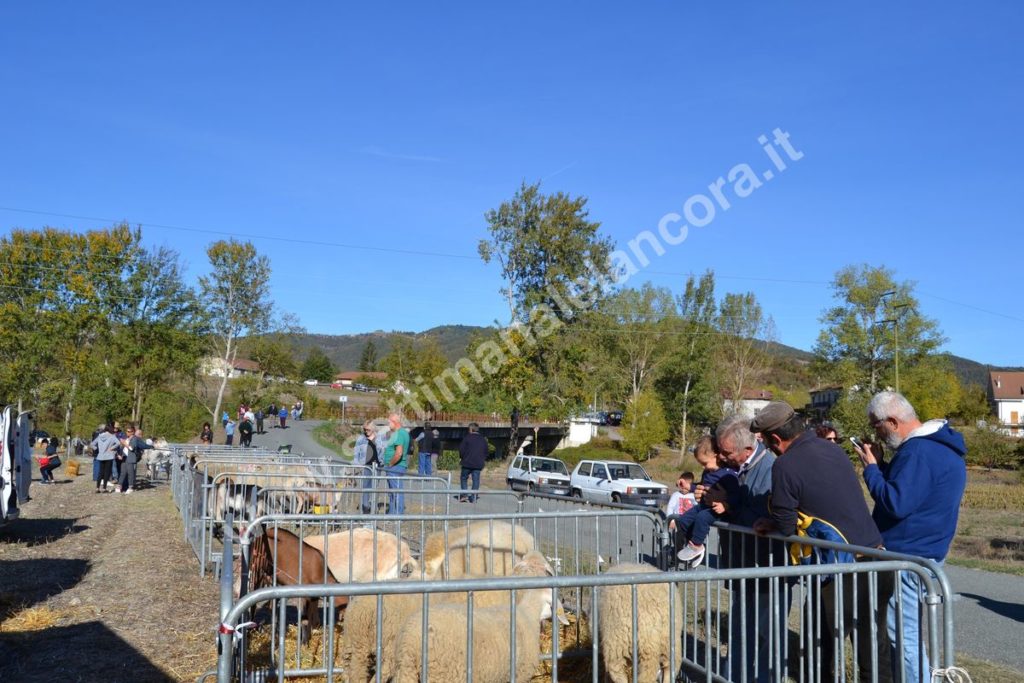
[{"xmin": 506, "ymin": 455, "xmax": 572, "ymax": 496}]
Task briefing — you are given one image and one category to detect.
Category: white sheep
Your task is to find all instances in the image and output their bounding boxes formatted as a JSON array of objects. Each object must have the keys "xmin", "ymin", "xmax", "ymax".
[
  {"xmin": 598, "ymin": 562, "xmax": 681, "ymax": 683},
  {"xmin": 341, "ymin": 550, "xmax": 558, "ymax": 683},
  {"xmin": 390, "ymin": 551, "xmax": 557, "ymax": 683},
  {"xmin": 304, "ymin": 527, "xmax": 416, "ymax": 583},
  {"xmin": 420, "ymin": 520, "xmax": 536, "ymax": 578}
]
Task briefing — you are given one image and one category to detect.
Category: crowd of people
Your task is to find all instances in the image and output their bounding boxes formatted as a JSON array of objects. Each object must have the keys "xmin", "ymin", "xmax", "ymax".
[
  {"xmin": 85, "ymin": 422, "xmax": 153, "ymax": 494},
  {"xmin": 352, "ymin": 414, "xmax": 486, "ymax": 514},
  {"xmin": 662, "ymin": 391, "xmax": 967, "ymax": 683}
]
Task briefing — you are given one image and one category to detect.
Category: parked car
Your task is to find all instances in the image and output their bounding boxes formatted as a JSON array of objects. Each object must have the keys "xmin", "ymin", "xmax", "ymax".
[
  {"xmin": 303, "ymin": 379, "xmax": 319, "ymax": 386},
  {"xmin": 506, "ymin": 455, "xmax": 572, "ymax": 496},
  {"xmin": 352, "ymin": 383, "xmax": 370, "ymax": 392},
  {"xmin": 569, "ymin": 459, "xmax": 669, "ymax": 507},
  {"xmin": 606, "ymin": 411, "xmax": 623, "ymax": 426},
  {"xmin": 330, "ymin": 382, "xmax": 345, "ymax": 389}
]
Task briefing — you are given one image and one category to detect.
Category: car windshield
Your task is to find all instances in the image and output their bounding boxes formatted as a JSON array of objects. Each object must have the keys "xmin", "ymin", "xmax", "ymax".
[
  {"xmin": 531, "ymin": 459, "xmax": 568, "ymax": 475},
  {"xmin": 609, "ymin": 464, "xmax": 650, "ymax": 481}
]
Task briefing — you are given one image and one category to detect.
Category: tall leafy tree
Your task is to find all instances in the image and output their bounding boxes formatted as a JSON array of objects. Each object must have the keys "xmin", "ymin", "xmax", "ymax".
[
  {"xmin": 109, "ymin": 245, "xmax": 206, "ymax": 427},
  {"xmin": 479, "ymin": 181, "xmax": 614, "ymax": 324},
  {"xmin": 198, "ymin": 239, "xmax": 273, "ymax": 422},
  {"xmin": 358, "ymin": 340, "xmax": 378, "ymax": 372},
  {"xmin": 654, "ymin": 271, "xmax": 720, "ymax": 458},
  {"xmin": 814, "ymin": 265, "xmax": 943, "ymax": 392},
  {"xmin": 588, "ymin": 284, "xmax": 676, "ymax": 409},
  {"xmin": 620, "ymin": 390, "xmax": 669, "ymax": 462},
  {"xmin": 717, "ymin": 291, "xmax": 774, "ymax": 414},
  {"xmin": 300, "ymin": 348, "xmax": 336, "ymax": 383}
]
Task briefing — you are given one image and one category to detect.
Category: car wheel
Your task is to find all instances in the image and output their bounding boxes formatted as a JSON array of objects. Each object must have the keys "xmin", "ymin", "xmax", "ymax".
[
  {"xmin": 611, "ymin": 493, "xmax": 621, "ymax": 504},
  {"xmin": 572, "ymin": 488, "xmax": 582, "ymax": 499},
  {"xmin": 527, "ymin": 482, "xmax": 535, "ymax": 493},
  {"xmin": 506, "ymin": 479, "xmax": 514, "ymax": 490}
]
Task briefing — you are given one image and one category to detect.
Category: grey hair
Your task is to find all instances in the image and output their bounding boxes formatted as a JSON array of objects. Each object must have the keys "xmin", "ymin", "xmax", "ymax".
[
  {"xmin": 867, "ymin": 391, "xmax": 918, "ymax": 423},
  {"xmin": 715, "ymin": 414, "xmax": 756, "ymax": 450}
]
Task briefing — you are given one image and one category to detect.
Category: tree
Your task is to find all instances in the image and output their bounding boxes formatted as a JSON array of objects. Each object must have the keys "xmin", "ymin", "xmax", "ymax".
[
  {"xmin": 359, "ymin": 340, "xmax": 378, "ymax": 372},
  {"xmin": 654, "ymin": 271, "xmax": 720, "ymax": 460},
  {"xmin": 814, "ymin": 265, "xmax": 943, "ymax": 392},
  {"xmin": 954, "ymin": 384, "xmax": 991, "ymax": 424},
  {"xmin": 588, "ymin": 284, "xmax": 676, "ymax": 409},
  {"xmin": 300, "ymin": 348, "xmax": 336, "ymax": 383},
  {"xmin": 620, "ymin": 391, "xmax": 669, "ymax": 462},
  {"xmin": 198, "ymin": 240, "xmax": 273, "ymax": 422},
  {"xmin": 479, "ymin": 181, "xmax": 615, "ymax": 324},
  {"xmin": 109, "ymin": 245, "xmax": 206, "ymax": 427},
  {"xmin": 899, "ymin": 356, "xmax": 962, "ymax": 421},
  {"xmin": 717, "ymin": 291, "xmax": 774, "ymax": 414}
]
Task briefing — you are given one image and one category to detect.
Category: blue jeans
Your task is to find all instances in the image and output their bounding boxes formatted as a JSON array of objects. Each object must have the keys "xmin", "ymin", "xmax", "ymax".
[
  {"xmin": 92, "ymin": 457, "xmax": 101, "ymax": 482},
  {"xmin": 417, "ymin": 453, "xmax": 433, "ymax": 476},
  {"xmin": 384, "ymin": 465, "xmax": 406, "ymax": 514},
  {"xmin": 676, "ymin": 505, "xmax": 717, "ymax": 546},
  {"xmin": 360, "ymin": 465, "xmax": 376, "ymax": 512},
  {"xmin": 889, "ymin": 563, "xmax": 938, "ymax": 683},
  {"xmin": 460, "ymin": 467, "xmax": 481, "ymax": 502}
]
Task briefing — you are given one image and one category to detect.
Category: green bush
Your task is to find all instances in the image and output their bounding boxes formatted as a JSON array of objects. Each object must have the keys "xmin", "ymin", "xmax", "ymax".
[{"xmin": 437, "ymin": 450, "xmax": 461, "ymax": 471}]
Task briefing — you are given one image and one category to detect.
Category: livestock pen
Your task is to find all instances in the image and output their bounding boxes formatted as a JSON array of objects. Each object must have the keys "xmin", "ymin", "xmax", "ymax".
[{"xmin": 202, "ymin": 518, "xmax": 961, "ymax": 683}]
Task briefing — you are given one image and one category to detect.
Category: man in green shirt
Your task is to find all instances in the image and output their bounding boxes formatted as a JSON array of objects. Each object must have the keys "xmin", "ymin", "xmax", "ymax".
[{"xmin": 383, "ymin": 412, "xmax": 410, "ymax": 514}]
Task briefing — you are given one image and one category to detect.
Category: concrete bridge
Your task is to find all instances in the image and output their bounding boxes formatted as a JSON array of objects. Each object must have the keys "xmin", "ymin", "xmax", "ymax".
[{"xmin": 424, "ymin": 421, "xmax": 568, "ymax": 459}]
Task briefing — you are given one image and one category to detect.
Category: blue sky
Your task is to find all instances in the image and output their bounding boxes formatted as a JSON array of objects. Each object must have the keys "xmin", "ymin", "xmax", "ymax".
[{"xmin": 1, "ymin": 2, "xmax": 1022, "ymax": 366}]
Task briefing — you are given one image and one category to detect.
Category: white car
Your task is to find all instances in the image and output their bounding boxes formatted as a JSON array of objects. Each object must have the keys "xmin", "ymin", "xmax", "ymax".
[
  {"xmin": 506, "ymin": 455, "xmax": 572, "ymax": 496},
  {"xmin": 303, "ymin": 379, "xmax": 319, "ymax": 386},
  {"xmin": 569, "ymin": 460, "xmax": 669, "ymax": 507}
]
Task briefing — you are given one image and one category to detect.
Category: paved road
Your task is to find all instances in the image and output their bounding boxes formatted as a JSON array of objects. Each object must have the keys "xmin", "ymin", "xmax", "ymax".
[{"xmin": 253, "ymin": 420, "xmax": 1024, "ymax": 675}]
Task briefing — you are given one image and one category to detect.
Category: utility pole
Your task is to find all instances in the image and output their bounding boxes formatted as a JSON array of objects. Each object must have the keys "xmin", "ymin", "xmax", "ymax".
[{"xmin": 877, "ymin": 292, "xmax": 910, "ymax": 393}]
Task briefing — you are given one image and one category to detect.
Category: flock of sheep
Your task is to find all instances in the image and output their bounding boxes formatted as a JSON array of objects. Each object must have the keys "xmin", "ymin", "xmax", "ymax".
[
  {"xmin": 233, "ymin": 519, "xmax": 683, "ymax": 683},
  {"xmin": 180, "ymin": 450, "xmax": 685, "ymax": 683}
]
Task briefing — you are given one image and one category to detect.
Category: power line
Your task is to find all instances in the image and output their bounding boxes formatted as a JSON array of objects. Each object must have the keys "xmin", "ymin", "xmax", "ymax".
[{"xmin": 0, "ymin": 205, "xmax": 479, "ymax": 261}]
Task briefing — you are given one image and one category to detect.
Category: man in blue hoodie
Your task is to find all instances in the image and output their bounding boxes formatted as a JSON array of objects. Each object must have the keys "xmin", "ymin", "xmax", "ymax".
[{"xmin": 856, "ymin": 391, "xmax": 967, "ymax": 683}]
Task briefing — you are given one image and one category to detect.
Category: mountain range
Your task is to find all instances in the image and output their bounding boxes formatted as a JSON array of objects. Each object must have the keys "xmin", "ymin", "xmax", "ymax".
[{"xmin": 287, "ymin": 325, "xmax": 1016, "ymax": 390}]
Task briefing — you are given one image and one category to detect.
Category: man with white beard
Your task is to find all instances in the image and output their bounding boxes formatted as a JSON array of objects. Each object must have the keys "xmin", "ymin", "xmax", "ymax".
[{"xmin": 853, "ymin": 391, "xmax": 967, "ymax": 683}]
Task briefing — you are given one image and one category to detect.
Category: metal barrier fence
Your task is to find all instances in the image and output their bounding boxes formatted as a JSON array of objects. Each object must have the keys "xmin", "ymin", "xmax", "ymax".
[
  {"xmin": 203, "ymin": 517, "xmax": 958, "ymax": 683},
  {"xmin": 169, "ymin": 445, "xmax": 462, "ymax": 576}
]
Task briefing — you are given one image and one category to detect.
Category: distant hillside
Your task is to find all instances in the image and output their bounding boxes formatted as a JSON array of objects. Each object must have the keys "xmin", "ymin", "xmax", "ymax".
[
  {"xmin": 289, "ymin": 325, "xmax": 488, "ymax": 369},
  {"xmin": 286, "ymin": 327, "xmax": 1015, "ymax": 390},
  {"xmin": 941, "ymin": 353, "xmax": 1024, "ymax": 388}
]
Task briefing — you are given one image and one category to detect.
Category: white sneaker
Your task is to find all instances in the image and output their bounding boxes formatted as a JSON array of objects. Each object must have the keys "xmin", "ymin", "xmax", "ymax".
[
  {"xmin": 677, "ymin": 543, "xmax": 706, "ymax": 566},
  {"xmin": 124, "ymin": 488, "xmax": 134, "ymax": 495}
]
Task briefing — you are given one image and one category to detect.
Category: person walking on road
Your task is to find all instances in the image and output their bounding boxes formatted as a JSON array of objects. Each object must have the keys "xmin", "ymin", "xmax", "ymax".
[
  {"xmin": 278, "ymin": 406, "xmax": 288, "ymax": 429},
  {"xmin": 224, "ymin": 419, "xmax": 236, "ymax": 446},
  {"xmin": 853, "ymin": 391, "xmax": 967, "ymax": 683},
  {"xmin": 457, "ymin": 422, "xmax": 488, "ymax": 503},
  {"xmin": 382, "ymin": 413, "xmax": 409, "ymax": 514}
]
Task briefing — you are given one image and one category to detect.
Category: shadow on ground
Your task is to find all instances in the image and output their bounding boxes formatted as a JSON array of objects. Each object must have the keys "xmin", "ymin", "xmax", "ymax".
[
  {"xmin": 0, "ymin": 516, "xmax": 90, "ymax": 547},
  {"xmin": 959, "ymin": 592, "xmax": 1024, "ymax": 624},
  {"xmin": 0, "ymin": 621, "xmax": 173, "ymax": 682}
]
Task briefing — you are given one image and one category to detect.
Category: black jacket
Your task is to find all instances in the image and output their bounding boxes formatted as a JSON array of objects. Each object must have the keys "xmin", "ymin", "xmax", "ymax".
[{"xmin": 458, "ymin": 432, "xmax": 488, "ymax": 469}]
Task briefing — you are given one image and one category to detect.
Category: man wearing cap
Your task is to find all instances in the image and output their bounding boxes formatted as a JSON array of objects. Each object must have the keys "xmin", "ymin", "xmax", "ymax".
[
  {"xmin": 711, "ymin": 413, "xmax": 779, "ymax": 683},
  {"xmin": 752, "ymin": 401, "xmax": 893, "ymax": 683}
]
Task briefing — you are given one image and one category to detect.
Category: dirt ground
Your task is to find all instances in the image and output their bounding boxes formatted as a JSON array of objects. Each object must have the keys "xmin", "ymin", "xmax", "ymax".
[{"xmin": 0, "ymin": 458, "xmax": 220, "ymax": 682}]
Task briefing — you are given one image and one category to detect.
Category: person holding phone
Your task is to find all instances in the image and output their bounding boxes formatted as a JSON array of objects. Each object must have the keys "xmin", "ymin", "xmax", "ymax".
[{"xmin": 853, "ymin": 391, "xmax": 967, "ymax": 683}]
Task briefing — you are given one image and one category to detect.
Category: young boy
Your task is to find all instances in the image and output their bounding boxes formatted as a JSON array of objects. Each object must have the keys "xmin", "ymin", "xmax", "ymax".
[
  {"xmin": 665, "ymin": 471, "xmax": 697, "ymax": 519},
  {"xmin": 676, "ymin": 435, "xmax": 739, "ymax": 567}
]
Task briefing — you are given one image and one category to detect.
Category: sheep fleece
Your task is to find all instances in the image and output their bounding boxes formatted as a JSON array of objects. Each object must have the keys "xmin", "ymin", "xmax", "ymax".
[{"xmin": 598, "ymin": 563, "xmax": 681, "ymax": 683}]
